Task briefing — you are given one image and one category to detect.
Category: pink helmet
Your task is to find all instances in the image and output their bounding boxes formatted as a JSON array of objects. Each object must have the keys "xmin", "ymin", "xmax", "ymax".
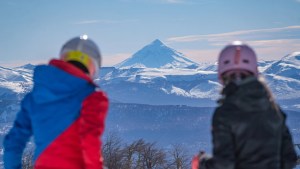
[{"xmin": 218, "ymin": 41, "xmax": 258, "ymax": 83}]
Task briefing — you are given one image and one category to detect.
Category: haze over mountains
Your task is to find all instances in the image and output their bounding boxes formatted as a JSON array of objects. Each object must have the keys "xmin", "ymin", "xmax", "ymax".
[
  {"xmin": 0, "ymin": 39, "xmax": 300, "ymax": 110},
  {"xmin": 100, "ymin": 39, "xmax": 300, "ymax": 110}
]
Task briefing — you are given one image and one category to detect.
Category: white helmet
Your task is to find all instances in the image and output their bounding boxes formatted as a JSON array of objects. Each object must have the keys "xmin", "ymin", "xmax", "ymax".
[{"xmin": 60, "ymin": 35, "xmax": 101, "ymax": 78}]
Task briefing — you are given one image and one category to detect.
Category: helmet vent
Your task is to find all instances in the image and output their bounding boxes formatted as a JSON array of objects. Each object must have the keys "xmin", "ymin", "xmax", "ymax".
[
  {"xmin": 224, "ymin": 60, "xmax": 230, "ymax": 64},
  {"xmin": 243, "ymin": 59, "xmax": 249, "ymax": 63}
]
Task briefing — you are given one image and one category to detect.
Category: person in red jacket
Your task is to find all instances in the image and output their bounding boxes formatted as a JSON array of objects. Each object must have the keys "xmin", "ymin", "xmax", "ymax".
[{"xmin": 4, "ymin": 35, "xmax": 109, "ymax": 169}]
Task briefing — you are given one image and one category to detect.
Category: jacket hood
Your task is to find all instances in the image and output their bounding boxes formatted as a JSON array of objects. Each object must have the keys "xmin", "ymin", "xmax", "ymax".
[{"xmin": 32, "ymin": 64, "xmax": 94, "ymax": 104}]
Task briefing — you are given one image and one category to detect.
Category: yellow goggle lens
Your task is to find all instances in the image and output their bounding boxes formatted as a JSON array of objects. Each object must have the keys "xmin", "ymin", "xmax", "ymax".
[{"xmin": 63, "ymin": 51, "xmax": 91, "ymax": 69}]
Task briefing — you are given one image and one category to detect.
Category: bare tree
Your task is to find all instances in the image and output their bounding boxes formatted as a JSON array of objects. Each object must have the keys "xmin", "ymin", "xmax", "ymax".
[
  {"xmin": 121, "ymin": 139, "xmax": 167, "ymax": 169},
  {"xmin": 102, "ymin": 134, "xmax": 190, "ymax": 169},
  {"xmin": 123, "ymin": 139, "xmax": 144, "ymax": 169},
  {"xmin": 140, "ymin": 140, "xmax": 166, "ymax": 169},
  {"xmin": 166, "ymin": 144, "xmax": 190, "ymax": 169},
  {"xmin": 102, "ymin": 132, "xmax": 124, "ymax": 169}
]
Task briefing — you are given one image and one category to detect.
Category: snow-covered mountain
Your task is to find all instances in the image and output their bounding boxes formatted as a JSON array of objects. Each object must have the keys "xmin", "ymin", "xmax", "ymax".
[
  {"xmin": 115, "ymin": 39, "xmax": 199, "ymax": 69},
  {"xmin": 264, "ymin": 52, "xmax": 300, "ymax": 80},
  {"xmin": 0, "ymin": 43, "xmax": 300, "ymax": 114},
  {"xmin": 99, "ymin": 67, "xmax": 220, "ymax": 107},
  {"xmin": 0, "ymin": 64, "xmax": 34, "ymax": 161},
  {"xmin": 262, "ymin": 52, "xmax": 300, "ymax": 109},
  {"xmin": 0, "ymin": 65, "xmax": 33, "ymax": 100},
  {"xmin": 0, "ymin": 43, "xmax": 300, "ymax": 166},
  {"xmin": 99, "ymin": 49, "xmax": 300, "ymax": 110},
  {"xmin": 0, "ymin": 64, "xmax": 34, "ymax": 125}
]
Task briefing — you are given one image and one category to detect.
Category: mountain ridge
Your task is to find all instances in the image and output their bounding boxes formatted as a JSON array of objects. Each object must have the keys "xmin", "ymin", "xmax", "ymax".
[
  {"xmin": 115, "ymin": 39, "xmax": 199, "ymax": 69},
  {"xmin": 0, "ymin": 41, "xmax": 299, "ymax": 110}
]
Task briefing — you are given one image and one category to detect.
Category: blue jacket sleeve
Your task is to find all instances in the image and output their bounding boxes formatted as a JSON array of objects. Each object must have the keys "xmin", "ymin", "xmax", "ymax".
[{"xmin": 3, "ymin": 98, "xmax": 32, "ymax": 169}]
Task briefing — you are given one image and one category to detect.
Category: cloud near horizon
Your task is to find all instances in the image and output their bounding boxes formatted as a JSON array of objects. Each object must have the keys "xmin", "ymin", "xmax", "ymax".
[
  {"xmin": 120, "ymin": 0, "xmax": 197, "ymax": 4},
  {"xmin": 179, "ymin": 39, "xmax": 300, "ymax": 63},
  {"xmin": 162, "ymin": 0, "xmax": 186, "ymax": 3},
  {"xmin": 73, "ymin": 19, "xmax": 138, "ymax": 25},
  {"xmin": 167, "ymin": 25, "xmax": 300, "ymax": 44},
  {"xmin": 166, "ymin": 25, "xmax": 300, "ymax": 62},
  {"xmin": 102, "ymin": 26, "xmax": 300, "ymax": 65}
]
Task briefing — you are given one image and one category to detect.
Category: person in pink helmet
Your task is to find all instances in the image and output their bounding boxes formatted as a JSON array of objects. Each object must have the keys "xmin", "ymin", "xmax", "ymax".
[{"xmin": 192, "ymin": 41, "xmax": 297, "ymax": 169}]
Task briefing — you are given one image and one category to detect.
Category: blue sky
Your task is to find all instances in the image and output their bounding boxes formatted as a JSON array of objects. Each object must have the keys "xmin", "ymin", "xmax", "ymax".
[{"xmin": 1, "ymin": 0, "xmax": 300, "ymax": 67}]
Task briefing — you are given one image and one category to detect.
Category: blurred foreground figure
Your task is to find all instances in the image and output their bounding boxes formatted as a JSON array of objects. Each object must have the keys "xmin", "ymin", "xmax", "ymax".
[
  {"xmin": 4, "ymin": 35, "xmax": 109, "ymax": 169},
  {"xmin": 192, "ymin": 41, "xmax": 297, "ymax": 169}
]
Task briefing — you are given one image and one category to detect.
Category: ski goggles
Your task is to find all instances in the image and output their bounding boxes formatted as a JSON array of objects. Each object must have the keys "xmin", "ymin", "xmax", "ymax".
[
  {"xmin": 63, "ymin": 51, "xmax": 92, "ymax": 68},
  {"xmin": 61, "ymin": 50, "xmax": 97, "ymax": 78}
]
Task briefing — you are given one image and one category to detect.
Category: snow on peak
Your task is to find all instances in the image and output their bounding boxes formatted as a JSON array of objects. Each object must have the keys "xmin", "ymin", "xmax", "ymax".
[
  {"xmin": 281, "ymin": 52, "xmax": 300, "ymax": 65},
  {"xmin": 115, "ymin": 39, "xmax": 198, "ymax": 69},
  {"xmin": 15, "ymin": 64, "xmax": 36, "ymax": 70},
  {"xmin": 264, "ymin": 52, "xmax": 300, "ymax": 79},
  {"xmin": 151, "ymin": 39, "xmax": 164, "ymax": 46}
]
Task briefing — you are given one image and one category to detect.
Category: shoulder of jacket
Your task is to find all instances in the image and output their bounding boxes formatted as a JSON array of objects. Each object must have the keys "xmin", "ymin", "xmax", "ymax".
[
  {"xmin": 85, "ymin": 90, "xmax": 109, "ymax": 102},
  {"xmin": 21, "ymin": 92, "xmax": 34, "ymax": 107},
  {"xmin": 215, "ymin": 101, "xmax": 238, "ymax": 115},
  {"xmin": 213, "ymin": 103, "xmax": 240, "ymax": 123}
]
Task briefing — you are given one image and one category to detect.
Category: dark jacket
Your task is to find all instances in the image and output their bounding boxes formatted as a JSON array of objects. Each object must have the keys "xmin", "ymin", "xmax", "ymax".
[{"xmin": 200, "ymin": 77, "xmax": 297, "ymax": 169}]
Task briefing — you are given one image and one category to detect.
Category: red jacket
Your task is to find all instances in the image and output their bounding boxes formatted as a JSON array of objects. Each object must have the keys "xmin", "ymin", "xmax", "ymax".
[{"xmin": 35, "ymin": 92, "xmax": 108, "ymax": 169}]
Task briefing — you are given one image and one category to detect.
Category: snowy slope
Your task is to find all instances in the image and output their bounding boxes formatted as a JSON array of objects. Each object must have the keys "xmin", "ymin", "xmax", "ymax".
[
  {"xmin": 101, "ymin": 50, "xmax": 300, "ymax": 110},
  {"xmin": 0, "ymin": 66, "xmax": 31, "ymax": 83},
  {"xmin": 115, "ymin": 39, "xmax": 199, "ymax": 69},
  {"xmin": 99, "ymin": 67, "xmax": 220, "ymax": 107},
  {"xmin": 264, "ymin": 52, "xmax": 300, "ymax": 80},
  {"xmin": 258, "ymin": 60, "xmax": 276, "ymax": 72},
  {"xmin": 0, "ymin": 49, "xmax": 299, "ymax": 110},
  {"xmin": 0, "ymin": 65, "xmax": 33, "ymax": 100},
  {"xmin": 259, "ymin": 52, "xmax": 300, "ymax": 109},
  {"xmin": 0, "ymin": 64, "xmax": 34, "ymax": 125},
  {"xmin": 0, "ymin": 48, "xmax": 300, "ymax": 167},
  {"xmin": 0, "ymin": 64, "xmax": 34, "ymax": 83},
  {"xmin": 1, "ymin": 53, "xmax": 299, "ymax": 110},
  {"xmin": 99, "ymin": 65, "xmax": 300, "ymax": 109},
  {"xmin": 0, "ymin": 65, "xmax": 34, "ymax": 165}
]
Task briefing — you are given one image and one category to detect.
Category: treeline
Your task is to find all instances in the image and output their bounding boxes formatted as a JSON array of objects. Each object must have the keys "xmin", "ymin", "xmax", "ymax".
[
  {"xmin": 102, "ymin": 133, "xmax": 190, "ymax": 169},
  {"xmin": 19, "ymin": 133, "xmax": 300, "ymax": 169},
  {"xmin": 22, "ymin": 133, "xmax": 191, "ymax": 169}
]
